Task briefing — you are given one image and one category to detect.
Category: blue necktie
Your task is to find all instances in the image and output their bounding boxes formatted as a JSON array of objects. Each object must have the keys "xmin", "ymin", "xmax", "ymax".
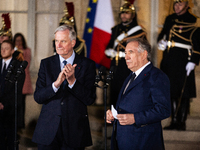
[{"xmin": 63, "ymin": 60, "xmax": 67, "ymax": 89}]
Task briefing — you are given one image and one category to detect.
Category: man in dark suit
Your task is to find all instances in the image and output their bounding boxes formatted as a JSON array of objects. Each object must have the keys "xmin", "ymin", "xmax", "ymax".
[
  {"xmin": 32, "ymin": 25, "xmax": 96, "ymax": 150},
  {"xmin": 106, "ymin": 38, "xmax": 171, "ymax": 150},
  {"xmin": 104, "ymin": 1, "xmax": 146, "ymax": 107},
  {"xmin": 0, "ymin": 40, "xmax": 25, "ymax": 150}
]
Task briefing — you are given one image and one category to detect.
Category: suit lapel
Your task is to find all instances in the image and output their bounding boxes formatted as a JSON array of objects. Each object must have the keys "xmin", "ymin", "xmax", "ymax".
[
  {"xmin": 125, "ymin": 63, "xmax": 153, "ymax": 95},
  {"xmin": 116, "ymin": 72, "xmax": 133, "ymax": 108},
  {"xmin": 52, "ymin": 54, "xmax": 61, "ymax": 79},
  {"xmin": 0, "ymin": 59, "xmax": 2, "ymax": 74},
  {"xmin": 0, "ymin": 59, "xmax": 3, "ymax": 80},
  {"xmin": 73, "ymin": 53, "xmax": 82, "ymax": 77},
  {"xmin": 116, "ymin": 63, "xmax": 153, "ymax": 108}
]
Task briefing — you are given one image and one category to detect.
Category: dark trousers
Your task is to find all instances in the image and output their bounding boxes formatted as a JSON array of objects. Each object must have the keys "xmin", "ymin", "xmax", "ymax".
[
  {"xmin": 37, "ymin": 120, "xmax": 85, "ymax": 150},
  {"xmin": 111, "ymin": 121, "xmax": 119, "ymax": 150},
  {"xmin": 0, "ymin": 122, "xmax": 18, "ymax": 150}
]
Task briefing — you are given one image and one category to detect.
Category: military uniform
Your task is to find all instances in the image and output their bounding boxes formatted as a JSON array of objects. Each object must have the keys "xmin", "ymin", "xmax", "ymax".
[
  {"xmin": 157, "ymin": 10, "xmax": 200, "ymax": 130},
  {"xmin": 105, "ymin": 16, "xmax": 146, "ymax": 107},
  {"xmin": 0, "ymin": 13, "xmax": 24, "ymax": 61}
]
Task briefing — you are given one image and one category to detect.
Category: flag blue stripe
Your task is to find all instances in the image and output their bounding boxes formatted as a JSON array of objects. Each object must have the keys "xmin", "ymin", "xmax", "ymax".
[{"xmin": 83, "ymin": 0, "xmax": 98, "ymax": 58}]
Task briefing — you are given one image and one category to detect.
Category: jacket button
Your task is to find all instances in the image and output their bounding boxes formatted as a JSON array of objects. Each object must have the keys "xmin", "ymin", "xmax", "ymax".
[
  {"xmin": 118, "ymin": 109, "xmax": 121, "ymax": 112},
  {"xmin": 61, "ymin": 102, "xmax": 64, "ymax": 105}
]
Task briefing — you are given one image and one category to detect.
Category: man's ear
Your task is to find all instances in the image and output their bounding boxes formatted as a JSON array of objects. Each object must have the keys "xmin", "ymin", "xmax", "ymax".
[
  {"xmin": 72, "ymin": 40, "xmax": 76, "ymax": 48},
  {"xmin": 11, "ymin": 49, "xmax": 14, "ymax": 55},
  {"xmin": 142, "ymin": 50, "xmax": 148, "ymax": 60}
]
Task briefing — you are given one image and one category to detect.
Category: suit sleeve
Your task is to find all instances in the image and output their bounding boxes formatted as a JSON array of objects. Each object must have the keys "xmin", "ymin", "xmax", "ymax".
[
  {"xmin": 157, "ymin": 15, "xmax": 172, "ymax": 42},
  {"xmin": 34, "ymin": 59, "xmax": 56, "ymax": 104},
  {"xmin": 134, "ymin": 71, "xmax": 171, "ymax": 127}
]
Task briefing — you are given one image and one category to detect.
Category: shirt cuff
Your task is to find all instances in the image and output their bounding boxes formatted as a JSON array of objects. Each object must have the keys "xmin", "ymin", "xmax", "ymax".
[
  {"xmin": 52, "ymin": 82, "xmax": 60, "ymax": 93},
  {"xmin": 68, "ymin": 79, "xmax": 76, "ymax": 89}
]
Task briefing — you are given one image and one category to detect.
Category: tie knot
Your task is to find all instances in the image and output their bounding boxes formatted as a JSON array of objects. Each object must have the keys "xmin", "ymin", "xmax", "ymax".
[
  {"xmin": 131, "ymin": 73, "xmax": 136, "ymax": 81},
  {"xmin": 63, "ymin": 60, "xmax": 67, "ymax": 66}
]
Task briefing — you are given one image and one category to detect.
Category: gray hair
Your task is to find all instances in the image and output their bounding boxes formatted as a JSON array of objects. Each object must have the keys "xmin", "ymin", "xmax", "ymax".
[
  {"xmin": 127, "ymin": 38, "xmax": 151, "ymax": 61},
  {"xmin": 54, "ymin": 25, "xmax": 76, "ymax": 41}
]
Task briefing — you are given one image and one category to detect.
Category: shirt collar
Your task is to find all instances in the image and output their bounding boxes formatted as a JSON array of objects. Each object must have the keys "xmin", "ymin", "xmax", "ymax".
[
  {"xmin": 134, "ymin": 61, "xmax": 151, "ymax": 78},
  {"xmin": 59, "ymin": 51, "xmax": 75, "ymax": 67},
  {"xmin": 2, "ymin": 57, "xmax": 12, "ymax": 72},
  {"xmin": 2, "ymin": 57, "xmax": 12, "ymax": 68}
]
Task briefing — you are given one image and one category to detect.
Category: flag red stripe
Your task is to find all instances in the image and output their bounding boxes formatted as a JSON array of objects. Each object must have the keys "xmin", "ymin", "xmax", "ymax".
[{"xmin": 90, "ymin": 27, "xmax": 111, "ymax": 68}]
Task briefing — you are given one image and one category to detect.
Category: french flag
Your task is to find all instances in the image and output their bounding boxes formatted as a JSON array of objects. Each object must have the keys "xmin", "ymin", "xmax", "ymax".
[{"xmin": 83, "ymin": 0, "xmax": 114, "ymax": 68}]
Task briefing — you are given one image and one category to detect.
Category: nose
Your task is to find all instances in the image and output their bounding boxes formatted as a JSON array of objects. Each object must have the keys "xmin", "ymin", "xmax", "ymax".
[
  {"xmin": 56, "ymin": 41, "xmax": 62, "ymax": 47},
  {"xmin": 125, "ymin": 53, "xmax": 129, "ymax": 60}
]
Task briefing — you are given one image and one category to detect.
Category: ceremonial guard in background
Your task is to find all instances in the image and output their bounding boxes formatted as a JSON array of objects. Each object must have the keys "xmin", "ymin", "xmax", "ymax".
[
  {"xmin": 0, "ymin": 13, "xmax": 13, "ymax": 58},
  {"xmin": 157, "ymin": 0, "xmax": 200, "ymax": 130},
  {"xmin": 0, "ymin": 13, "xmax": 24, "ymax": 61},
  {"xmin": 105, "ymin": 0, "xmax": 146, "ymax": 107},
  {"xmin": 53, "ymin": 2, "xmax": 87, "ymax": 57}
]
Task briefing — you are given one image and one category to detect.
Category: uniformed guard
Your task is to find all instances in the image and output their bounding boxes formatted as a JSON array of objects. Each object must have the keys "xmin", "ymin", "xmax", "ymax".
[
  {"xmin": 0, "ymin": 13, "xmax": 12, "ymax": 59},
  {"xmin": 105, "ymin": 0, "xmax": 147, "ymax": 107},
  {"xmin": 157, "ymin": 0, "xmax": 200, "ymax": 130},
  {"xmin": 53, "ymin": 2, "xmax": 87, "ymax": 57},
  {"xmin": 0, "ymin": 13, "xmax": 24, "ymax": 61}
]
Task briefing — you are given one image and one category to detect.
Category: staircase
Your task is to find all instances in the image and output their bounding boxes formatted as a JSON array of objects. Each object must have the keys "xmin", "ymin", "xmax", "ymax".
[
  {"xmin": 162, "ymin": 117, "xmax": 200, "ymax": 150},
  {"xmin": 87, "ymin": 105, "xmax": 200, "ymax": 150},
  {"xmin": 17, "ymin": 105, "xmax": 200, "ymax": 150}
]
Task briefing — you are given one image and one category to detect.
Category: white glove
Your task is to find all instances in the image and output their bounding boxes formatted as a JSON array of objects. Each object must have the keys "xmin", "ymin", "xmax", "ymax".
[
  {"xmin": 14, "ymin": 46, "xmax": 18, "ymax": 51},
  {"xmin": 185, "ymin": 62, "xmax": 195, "ymax": 76},
  {"xmin": 158, "ymin": 39, "xmax": 167, "ymax": 51},
  {"xmin": 105, "ymin": 48, "xmax": 116, "ymax": 58}
]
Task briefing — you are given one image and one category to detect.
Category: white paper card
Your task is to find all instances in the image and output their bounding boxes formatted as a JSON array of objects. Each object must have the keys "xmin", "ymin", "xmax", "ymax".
[{"xmin": 111, "ymin": 105, "xmax": 118, "ymax": 119}]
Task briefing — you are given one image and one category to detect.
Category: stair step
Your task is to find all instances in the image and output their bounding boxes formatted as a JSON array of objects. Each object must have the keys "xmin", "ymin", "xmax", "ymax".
[
  {"xmin": 164, "ymin": 141, "xmax": 200, "ymax": 150},
  {"xmin": 19, "ymin": 137, "xmax": 37, "ymax": 150},
  {"xmin": 163, "ymin": 130, "xmax": 200, "ymax": 142},
  {"xmin": 162, "ymin": 116, "xmax": 200, "ymax": 131}
]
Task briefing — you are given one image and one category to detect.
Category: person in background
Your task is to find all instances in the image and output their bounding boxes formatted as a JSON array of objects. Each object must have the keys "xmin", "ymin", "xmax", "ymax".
[
  {"xmin": 13, "ymin": 33, "xmax": 33, "ymax": 129},
  {"xmin": 105, "ymin": 0, "xmax": 146, "ymax": 107},
  {"xmin": 106, "ymin": 38, "xmax": 171, "ymax": 150},
  {"xmin": 0, "ymin": 40, "xmax": 25, "ymax": 150},
  {"xmin": 32, "ymin": 25, "xmax": 96, "ymax": 150},
  {"xmin": 157, "ymin": 0, "xmax": 200, "ymax": 130}
]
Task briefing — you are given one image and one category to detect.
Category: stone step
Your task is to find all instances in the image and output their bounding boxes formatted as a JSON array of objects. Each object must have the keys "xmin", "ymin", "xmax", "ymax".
[
  {"xmin": 164, "ymin": 130, "xmax": 200, "ymax": 142},
  {"xmin": 162, "ymin": 116, "xmax": 200, "ymax": 131},
  {"xmin": 86, "ymin": 131, "xmax": 111, "ymax": 150},
  {"xmin": 165, "ymin": 141, "xmax": 200, "ymax": 150},
  {"xmin": 19, "ymin": 137, "xmax": 37, "ymax": 150}
]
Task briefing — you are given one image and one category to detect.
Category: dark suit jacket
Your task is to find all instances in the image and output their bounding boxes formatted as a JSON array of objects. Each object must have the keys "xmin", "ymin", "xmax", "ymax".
[
  {"xmin": 32, "ymin": 53, "xmax": 96, "ymax": 148},
  {"xmin": 0, "ymin": 58, "xmax": 25, "ymax": 128},
  {"xmin": 112, "ymin": 63, "xmax": 171, "ymax": 150}
]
